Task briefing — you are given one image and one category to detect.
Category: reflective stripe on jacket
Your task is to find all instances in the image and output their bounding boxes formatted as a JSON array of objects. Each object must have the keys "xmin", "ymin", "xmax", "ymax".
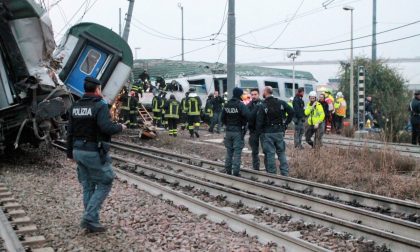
[
  {"xmin": 304, "ymin": 101, "xmax": 325, "ymax": 125},
  {"xmin": 334, "ymin": 97, "xmax": 347, "ymax": 117}
]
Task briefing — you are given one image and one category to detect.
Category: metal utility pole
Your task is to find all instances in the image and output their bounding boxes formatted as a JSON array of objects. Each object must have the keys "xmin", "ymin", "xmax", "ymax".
[
  {"xmin": 344, "ymin": 6, "xmax": 354, "ymax": 127},
  {"xmin": 122, "ymin": 0, "xmax": 135, "ymax": 42},
  {"xmin": 372, "ymin": 0, "xmax": 377, "ymax": 62},
  {"xmin": 178, "ymin": 3, "xmax": 184, "ymax": 61},
  {"xmin": 227, "ymin": 0, "xmax": 235, "ymax": 98},
  {"xmin": 119, "ymin": 8, "xmax": 122, "ymax": 36}
]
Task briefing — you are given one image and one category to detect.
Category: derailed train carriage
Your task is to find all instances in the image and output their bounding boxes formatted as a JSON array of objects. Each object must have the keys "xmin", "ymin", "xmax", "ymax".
[{"xmin": 0, "ymin": 0, "xmax": 132, "ymax": 153}]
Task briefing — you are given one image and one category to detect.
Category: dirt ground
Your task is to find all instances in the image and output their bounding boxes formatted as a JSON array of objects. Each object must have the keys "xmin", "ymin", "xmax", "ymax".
[{"xmin": 122, "ymin": 126, "xmax": 420, "ymax": 203}]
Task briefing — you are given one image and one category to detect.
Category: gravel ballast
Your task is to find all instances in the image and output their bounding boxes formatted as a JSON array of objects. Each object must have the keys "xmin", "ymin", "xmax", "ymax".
[{"xmin": 0, "ymin": 145, "xmax": 274, "ymax": 251}]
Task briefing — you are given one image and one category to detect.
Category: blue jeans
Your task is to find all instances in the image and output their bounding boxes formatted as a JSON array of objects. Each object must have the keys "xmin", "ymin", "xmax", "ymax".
[
  {"xmin": 248, "ymin": 132, "xmax": 264, "ymax": 170},
  {"xmin": 73, "ymin": 149, "xmax": 115, "ymax": 224},
  {"xmin": 294, "ymin": 118, "xmax": 305, "ymax": 148},
  {"xmin": 224, "ymin": 131, "xmax": 244, "ymax": 176},
  {"xmin": 210, "ymin": 112, "xmax": 222, "ymax": 133},
  {"xmin": 262, "ymin": 132, "xmax": 289, "ymax": 176}
]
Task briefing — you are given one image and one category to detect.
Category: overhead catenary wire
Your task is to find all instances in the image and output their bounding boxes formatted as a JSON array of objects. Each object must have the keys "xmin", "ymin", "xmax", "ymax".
[
  {"xmin": 235, "ymin": 19, "xmax": 420, "ymax": 51},
  {"xmin": 266, "ymin": 0, "xmax": 305, "ymax": 48}
]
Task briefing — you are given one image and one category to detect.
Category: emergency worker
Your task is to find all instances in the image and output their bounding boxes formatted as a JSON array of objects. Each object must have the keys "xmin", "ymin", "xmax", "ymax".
[
  {"xmin": 164, "ymin": 94, "xmax": 180, "ymax": 137},
  {"xmin": 304, "ymin": 91, "xmax": 325, "ymax": 148},
  {"xmin": 204, "ymin": 93, "xmax": 214, "ymax": 125},
  {"xmin": 256, "ymin": 86, "xmax": 294, "ymax": 175},
  {"xmin": 180, "ymin": 92, "xmax": 189, "ymax": 130},
  {"xmin": 324, "ymin": 90, "xmax": 335, "ymax": 131},
  {"xmin": 334, "ymin": 92, "xmax": 347, "ymax": 134},
  {"xmin": 247, "ymin": 88, "xmax": 264, "ymax": 170},
  {"xmin": 209, "ymin": 91, "xmax": 224, "ymax": 133},
  {"xmin": 152, "ymin": 92, "xmax": 162, "ymax": 126},
  {"xmin": 186, "ymin": 87, "xmax": 202, "ymax": 138},
  {"xmin": 119, "ymin": 88, "xmax": 130, "ymax": 124},
  {"xmin": 292, "ymin": 87, "xmax": 305, "ymax": 149},
  {"xmin": 160, "ymin": 92, "xmax": 168, "ymax": 129},
  {"xmin": 318, "ymin": 93, "xmax": 329, "ymax": 144},
  {"xmin": 131, "ymin": 79, "xmax": 143, "ymax": 98},
  {"xmin": 67, "ymin": 77, "xmax": 126, "ymax": 232},
  {"xmin": 410, "ymin": 90, "xmax": 420, "ymax": 145},
  {"xmin": 128, "ymin": 91, "xmax": 139, "ymax": 128},
  {"xmin": 221, "ymin": 87, "xmax": 250, "ymax": 176}
]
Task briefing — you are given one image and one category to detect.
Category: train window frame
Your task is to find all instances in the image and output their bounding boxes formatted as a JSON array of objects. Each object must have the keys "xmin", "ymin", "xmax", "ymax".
[
  {"xmin": 304, "ymin": 84, "xmax": 314, "ymax": 94},
  {"xmin": 240, "ymin": 80, "xmax": 258, "ymax": 89},
  {"xmin": 264, "ymin": 81, "xmax": 280, "ymax": 97},
  {"xmin": 188, "ymin": 79, "xmax": 207, "ymax": 95},
  {"xmin": 285, "ymin": 82, "xmax": 299, "ymax": 98},
  {"xmin": 80, "ymin": 49, "xmax": 102, "ymax": 75}
]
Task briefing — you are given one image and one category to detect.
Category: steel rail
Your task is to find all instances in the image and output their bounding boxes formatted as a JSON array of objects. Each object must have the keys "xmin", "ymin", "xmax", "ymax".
[
  {"xmin": 112, "ymin": 155, "xmax": 420, "ymax": 252},
  {"xmin": 109, "ymin": 142, "xmax": 420, "ymax": 242},
  {"xmin": 0, "ymin": 205, "xmax": 26, "ymax": 252},
  {"xmin": 111, "ymin": 140, "xmax": 420, "ymax": 216},
  {"xmin": 114, "ymin": 167, "xmax": 329, "ymax": 252}
]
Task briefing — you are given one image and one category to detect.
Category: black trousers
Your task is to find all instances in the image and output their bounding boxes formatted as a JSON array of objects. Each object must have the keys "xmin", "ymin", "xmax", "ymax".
[
  {"xmin": 168, "ymin": 119, "xmax": 178, "ymax": 135},
  {"xmin": 412, "ymin": 122, "xmax": 420, "ymax": 145},
  {"xmin": 305, "ymin": 125, "xmax": 320, "ymax": 148}
]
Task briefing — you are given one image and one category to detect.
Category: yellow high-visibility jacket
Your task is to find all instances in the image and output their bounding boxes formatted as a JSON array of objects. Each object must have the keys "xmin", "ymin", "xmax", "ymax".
[
  {"xmin": 304, "ymin": 101, "xmax": 325, "ymax": 125},
  {"xmin": 334, "ymin": 97, "xmax": 347, "ymax": 117}
]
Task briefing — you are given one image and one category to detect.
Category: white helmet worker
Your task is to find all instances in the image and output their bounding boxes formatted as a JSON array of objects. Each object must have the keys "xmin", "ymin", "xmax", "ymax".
[
  {"xmin": 336, "ymin": 92, "xmax": 343, "ymax": 98},
  {"xmin": 308, "ymin": 91, "xmax": 317, "ymax": 97},
  {"xmin": 289, "ymin": 96, "xmax": 294, "ymax": 102}
]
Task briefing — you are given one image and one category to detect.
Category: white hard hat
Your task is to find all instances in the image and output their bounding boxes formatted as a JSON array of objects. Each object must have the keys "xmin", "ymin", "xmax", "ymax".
[
  {"xmin": 336, "ymin": 92, "xmax": 343, "ymax": 98},
  {"xmin": 289, "ymin": 96, "xmax": 294, "ymax": 101},
  {"xmin": 308, "ymin": 91, "xmax": 317, "ymax": 97}
]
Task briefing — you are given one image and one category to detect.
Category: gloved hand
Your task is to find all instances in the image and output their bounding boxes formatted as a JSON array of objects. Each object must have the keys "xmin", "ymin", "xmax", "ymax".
[{"xmin": 314, "ymin": 123, "xmax": 319, "ymax": 129}]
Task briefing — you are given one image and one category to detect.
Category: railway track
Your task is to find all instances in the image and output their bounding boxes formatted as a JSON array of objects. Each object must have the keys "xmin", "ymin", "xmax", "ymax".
[
  {"xmin": 0, "ymin": 184, "xmax": 53, "ymax": 252},
  {"xmin": 109, "ymin": 140, "xmax": 420, "ymax": 251}
]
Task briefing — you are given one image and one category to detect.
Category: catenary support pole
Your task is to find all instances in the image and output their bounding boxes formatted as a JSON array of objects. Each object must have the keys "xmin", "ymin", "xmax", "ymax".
[
  {"xmin": 227, "ymin": 0, "xmax": 236, "ymax": 98},
  {"xmin": 372, "ymin": 0, "xmax": 377, "ymax": 62},
  {"xmin": 122, "ymin": 0, "xmax": 135, "ymax": 42}
]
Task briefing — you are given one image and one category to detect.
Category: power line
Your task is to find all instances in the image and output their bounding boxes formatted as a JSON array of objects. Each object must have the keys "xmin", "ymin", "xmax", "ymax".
[
  {"xmin": 236, "ymin": 32, "xmax": 420, "ymax": 53},
  {"xmin": 54, "ymin": 0, "xmax": 91, "ymax": 39},
  {"xmin": 266, "ymin": 0, "xmax": 305, "ymax": 47},
  {"xmin": 164, "ymin": 41, "xmax": 226, "ymax": 60},
  {"xmin": 235, "ymin": 19, "xmax": 420, "ymax": 50}
]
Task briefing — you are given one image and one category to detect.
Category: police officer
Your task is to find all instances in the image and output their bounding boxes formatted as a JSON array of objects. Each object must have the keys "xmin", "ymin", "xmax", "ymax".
[
  {"xmin": 164, "ymin": 94, "xmax": 181, "ymax": 137},
  {"xmin": 67, "ymin": 77, "xmax": 126, "ymax": 232},
  {"xmin": 256, "ymin": 86, "xmax": 294, "ymax": 176},
  {"xmin": 247, "ymin": 88, "xmax": 264, "ymax": 171},
  {"xmin": 186, "ymin": 87, "xmax": 202, "ymax": 138},
  {"xmin": 221, "ymin": 87, "xmax": 250, "ymax": 176},
  {"xmin": 410, "ymin": 90, "xmax": 420, "ymax": 145}
]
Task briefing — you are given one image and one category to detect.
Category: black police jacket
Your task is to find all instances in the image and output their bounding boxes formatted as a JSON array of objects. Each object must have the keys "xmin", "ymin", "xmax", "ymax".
[
  {"xmin": 247, "ymin": 99, "xmax": 263, "ymax": 133},
  {"xmin": 410, "ymin": 98, "xmax": 420, "ymax": 124},
  {"xmin": 256, "ymin": 96, "xmax": 294, "ymax": 133},
  {"xmin": 292, "ymin": 95, "xmax": 305, "ymax": 119},
  {"xmin": 67, "ymin": 94, "xmax": 122, "ymax": 158},
  {"xmin": 221, "ymin": 98, "xmax": 250, "ymax": 131}
]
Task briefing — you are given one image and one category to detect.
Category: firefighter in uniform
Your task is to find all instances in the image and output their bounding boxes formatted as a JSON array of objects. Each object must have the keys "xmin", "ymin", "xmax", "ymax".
[
  {"xmin": 164, "ymin": 94, "xmax": 180, "ymax": 137},
  {"xmin": 67, "ymin": 77, "xmax": 126, "ymax": 232},
  {"xmin": 247, "ymin": 88, "xmax": 264, "ymax": 171},
  {"xmin": 204, "ymin": 93, "xmax": 214, "ymax": 125},
  {"xmin": 256, "ymin": 86, "xmax": 294, "ymax": 175},
  {"xmin": 221, "ymin": 87, "xmax": 250, "ymax": 176},
  {"xmin": 152, "ymin": 92, "xmax": 162, "ymax": 127},
  {"xmin": 410, "ymin": 90, "xmax": 420, "ymax": 145},
  {"xmin": 186, "ymin": 88, "xmax": 202, "ymax": 138},
  {"xmin": 119, "ymin": 88, "xmax": 130, "ymax": 124},
  {"xmin": 180, "ymin": 92, "xmax": 189, "ymax": 130},
  {"xmin": 160, "ymin": 92, "xmax": 168, "ymax": 129},
  {"xmin": 128, "ymin": 91, "xmax": 139, "ymax": 128}
]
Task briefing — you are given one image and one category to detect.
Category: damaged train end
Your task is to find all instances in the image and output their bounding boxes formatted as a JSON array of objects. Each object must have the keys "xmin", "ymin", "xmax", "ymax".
[{"xmin": 0, "ymin": 0, "xmax": 133, "ymax": 154}]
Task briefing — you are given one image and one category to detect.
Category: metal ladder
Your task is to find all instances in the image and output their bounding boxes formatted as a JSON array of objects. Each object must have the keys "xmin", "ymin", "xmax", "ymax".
[{"xmin": 138, "ymin": 104, "xmax": 153, "ymax": 125}]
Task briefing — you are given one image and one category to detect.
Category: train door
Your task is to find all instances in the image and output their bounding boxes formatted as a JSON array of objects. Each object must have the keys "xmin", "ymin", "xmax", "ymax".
[
  {"xmin": 65, "ymin": 44, "xmax": 109, "ymax": 96},
  {"xmin": 0, "ymin": 54, "xmax": 14, "ymax": 109}
]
